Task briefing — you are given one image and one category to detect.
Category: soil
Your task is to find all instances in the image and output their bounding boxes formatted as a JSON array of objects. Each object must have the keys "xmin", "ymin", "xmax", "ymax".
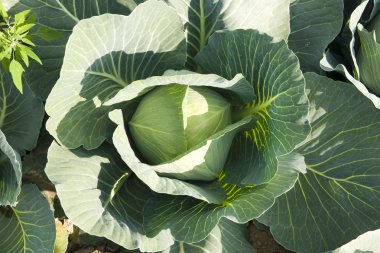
[{"xmin": 248, "ymin": 221, "xmax": 294, "ymax": 253}]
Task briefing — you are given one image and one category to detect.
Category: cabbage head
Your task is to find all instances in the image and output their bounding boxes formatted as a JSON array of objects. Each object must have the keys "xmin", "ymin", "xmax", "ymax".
[{"xmin": 129, "ymin": 85, "xmax": 232, "ymax": 165}]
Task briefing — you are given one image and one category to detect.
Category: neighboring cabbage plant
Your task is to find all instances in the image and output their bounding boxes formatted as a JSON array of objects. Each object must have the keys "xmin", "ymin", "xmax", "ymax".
[{"xmin": 322, "ymin": 0, "xmax": 380, "ymax": 108}]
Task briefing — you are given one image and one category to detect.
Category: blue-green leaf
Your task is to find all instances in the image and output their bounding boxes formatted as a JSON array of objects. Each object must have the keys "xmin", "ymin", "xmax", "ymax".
[
  {"xmin": 45, "ymin": 141, "xmax": 174, "ymax": 252},
  {"xmin": 164, "ymin": 0, "xmax": 291, "ymax": 69},
  {"xmin": 0, "ymin": 184, "xmax": 55, "ymax": 253},
  {"xmin": 45, "ymin": 0, "xmax": 186, "ymax": 150},
  {"xmin": 357, "ymin": 24, "xmax": 380, "ymax": 96},
  {"xmin": 162, "ymin": 219, "xmax": 256, "ymax": 253},
  {"xmin": 6, "ymin": 0, "xmax": 135, "ymax": 99},
  {"xmin": 0, "ymin": 130, "xmax": 21, "ymax": 206},
  {"xmin": 289, "ymin": 0, "xmax": 344, "ymax": 72},
  {"xmin": 0, "ymin": 69, "xmax": 44, "ymax": 152},
  {"xmin": 142, "ymin": 152, "xmax": 303, "ymax": 243},
  {"xmin": 196, "ymin": 29, "xmax": 310, "ymax": 185},
  {"xmin": 258, "ymin": 73, "xmax": 380, "ymax": 253}
]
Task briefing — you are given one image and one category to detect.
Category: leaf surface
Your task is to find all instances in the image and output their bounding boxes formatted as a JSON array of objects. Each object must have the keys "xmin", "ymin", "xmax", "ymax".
[
  {"xmin": 45, "ymin": 0, "xmax": 186, "ymax": 149},
  {"xmin": 6, "ymin": 0, "xmax": 135, "ymax": 99},
  {"xmin": 357, "ymin": 25, "xmax": 380, "ymax": 96},
  {"xmin": 142, "ymin": 152, "xmax": 303, "ymax": 243},
  {"xmin": 0, "ymin": 184, "xmax": 55, "ymax": 253},
  {"xmin": 45, "ymin": 141, "xmax": 174, "ymax": 252},
  {"xmin": 196, "ymin": 30, "xmax": 310, "ymax": 185},
  {"xmin": 0, "ymin": 130, "xmax": 21, "ymax": 206},
  {"xmin": 0, "ymin": 69, "xmax": 44, "ymax": 152},
  {"xmin": 288, "ymin": 0, "xmax": 344, "ymax": 72},
  {"xmin": 164, "ymin": 0, "xmax": 291, "ymax": 69},
  {"xmin": 258, "ymin": 73, "xmax": 380, "ymax": 253},
  {"xmin": 162, "ymin": 219, "xmax": 255, "ymax": 253}
]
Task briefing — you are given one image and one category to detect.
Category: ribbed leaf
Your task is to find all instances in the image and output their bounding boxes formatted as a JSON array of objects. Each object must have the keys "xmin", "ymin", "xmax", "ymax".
[
  {"xmin": 0, "ymin": 184, "xmax": 55, "ymax": 253},
  {"xmin": 6, "ymin": 0, "xmax": 135, "ymax": 99},
  {"xmin": 45, "ymin": 0, "xmax": 187, "ymax": 150},
  {"xmin": 196, "ymin": 30, "xmax": 310, "ymax": 185},
  {"xmin": 165, "ymin": 0, "xmax": 291, "ymax": 69},
  {"xmin": 0, "ymin": 69, "xmax": 44, "ymax": 152},
  {"xmin": 105, "ymin": 70, "xmax": 254, "ymax": 107},
  {"xmin": 0, "ymin": 130, "xmax": 21, "ymax": 206},
  {"xmin": 142, "ymin": 152, "xmax": 303, "ymax": 243},
  {"xmin": 258, "ymin": 73, "xmax": 380, "ymax": 253},
  {"xmin": 162, "ymin": 219, "xmax": 255, "ymax": 253},
  {"xmin": 288, "ymin": 0, "xmax": 344, "ymax": 72},
  {"xmin": 45, "ymin": 141, "xmax": 174, "ymax": 252},
  {"xmin": 118, "ymin": 219, "xmax": 255, "ymax": 253}
]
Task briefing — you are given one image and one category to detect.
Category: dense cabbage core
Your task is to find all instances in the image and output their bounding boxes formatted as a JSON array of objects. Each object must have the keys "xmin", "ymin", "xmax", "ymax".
[{"xmin": 129, "ymin": 84, "xmax": 231, "ymax": 164}]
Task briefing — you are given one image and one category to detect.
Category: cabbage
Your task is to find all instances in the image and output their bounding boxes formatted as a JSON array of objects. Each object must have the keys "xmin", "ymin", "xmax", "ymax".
[{"xmin": 129, "ymin": 84, "xmax": 231, "ymax": 164}]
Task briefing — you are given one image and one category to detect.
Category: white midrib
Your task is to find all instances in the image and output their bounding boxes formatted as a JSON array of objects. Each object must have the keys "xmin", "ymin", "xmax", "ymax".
[
  {"xmin": 11, "ymin": 208, "xmax": 27, "ymax": 253},
  {"xmin": 199, "ymin": 0, "xmax": 207, "ymax": 51},
  {"xmin": 86, "ymin": 71, "xmax": 129, "ymax": 88},
  {"xmin": 179, "ymin": 242, "xmax": 185, "ymax": 253},
  {"xmin": 55, "ymin": 0, "xmax": 80, "ymax": 23}
]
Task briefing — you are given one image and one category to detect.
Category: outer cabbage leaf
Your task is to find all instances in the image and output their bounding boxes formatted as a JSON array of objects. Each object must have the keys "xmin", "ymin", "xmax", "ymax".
[
  {"xmin": 5, "ymin": 0, "xmax": 135, "ymax": 100},
  {"xmin": 288, "ymin": 0, "xmax": 344, "ymax": 72},
  {"xmin": 161, "ymin": 219, "xmax": 255, "ymax": 253},
  {"xmin": 258, "ymin": 73, "xmax": 380, "ymax": 253},
  {"xmin": 105, "ymin": 70, "xmax": 255, "ymax": 107},
  {"xmin": 141, "ymin": 152, "xmax": 304, "ymax": 243},
  {"xmin": 45, "ymin": 141, "xmax": 174, "ymax": 252},
  {"xmin": 196, "ymin": 30, "xmax": 310, "ymax": 185},
  {"xmin": 163, "ymin": 0, "xmax": 291, "ymax": 69},
  {"xmin": 107, "ymin": 71, "xmax": 255, "ymax": 203},
  {"xmin": 45, "ymin": 0, "xmax": 186, "ymax": 150},
  {"xmin": 0, "ymin": 130, "xmax": 21, "ymax": 206},
  {"xmin": 0, "ymin": 184, "xmax": 55, "ymax": 253},
  {"xmin": 0, "ymin": 69, "xmax": 44, "ymax": 152},
  {"xmin": 118, "ymin": 219, "xmax": 255, "ymax": 253}
]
